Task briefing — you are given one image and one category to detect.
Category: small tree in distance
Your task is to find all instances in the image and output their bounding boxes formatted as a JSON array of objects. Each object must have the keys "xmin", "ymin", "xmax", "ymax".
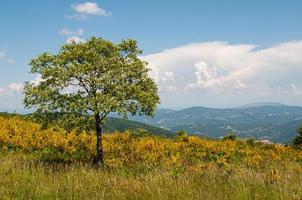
[
  {"xmin": 24, "ymin": 37, "xmax": 160, "ymax": 166},
  {"xmin": 293, "ymin": 127, "xmax": 302, "ymax": 148}
]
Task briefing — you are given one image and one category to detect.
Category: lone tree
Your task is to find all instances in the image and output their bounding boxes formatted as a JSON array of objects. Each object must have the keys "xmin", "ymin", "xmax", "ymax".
[{"xmin": 24, "ymin": 37, "xmax": 160, "ymax": 165}]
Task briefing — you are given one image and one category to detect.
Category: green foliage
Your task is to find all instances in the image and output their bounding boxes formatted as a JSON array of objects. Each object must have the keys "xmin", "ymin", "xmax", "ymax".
[
  {"xmin": 246, "ymin": 138, "xmax": 256, "ymax": 146},
  {"xmin": 293, "ymin": 127, "xmax": 302, "ymax": 148},
  {"xmin": 176, "ymin": 130, "xmax": 189, "ymax": 142},
  {"xmin": 223, "ymin": 132, "xmax": 238, "ymax": 141},
  {"xmin": 171, "ymin": 167, "xmax": 184, "ymax": 179},
  {"xmin": 177, "ymin": 130, "xmax": 187, "ymax": 137},
  {"xmin": 36, "ymin": 147, "xmax": 90, "ymax": 163},
  {"xmin": 36, "ymin": 147, "xmax": 72, "ymax": 163},
  {"xmin": 24, "ymin": 37, "xmax": 160, "ymax": 129},
  {"xmin": 104, "ymin": 117, "xmax": 174, "ymax": 136},
  {"xmin": 131, "ymin": 128, "xmax": 151, "ymax": 137}
]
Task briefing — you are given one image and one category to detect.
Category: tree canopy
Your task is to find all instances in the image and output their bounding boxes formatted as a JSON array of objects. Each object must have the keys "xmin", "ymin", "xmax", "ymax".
[{"xmin": 24, "ymin": 37, "xmax": 160, "ymax": 165}]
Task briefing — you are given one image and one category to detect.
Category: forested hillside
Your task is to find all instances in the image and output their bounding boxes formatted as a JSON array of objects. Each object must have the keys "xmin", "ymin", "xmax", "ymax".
[{"xmin": 127, "ymin": 104, "xmax": 302, "ymax": 143}]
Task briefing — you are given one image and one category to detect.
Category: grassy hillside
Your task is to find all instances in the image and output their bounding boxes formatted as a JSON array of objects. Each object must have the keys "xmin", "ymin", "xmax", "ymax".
[{"xmin": 0, "ymin": 116, "xmax": 301, "ymax": 199}]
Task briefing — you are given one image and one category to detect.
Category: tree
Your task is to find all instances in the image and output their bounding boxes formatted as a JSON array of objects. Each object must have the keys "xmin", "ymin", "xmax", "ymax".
[
  {"xmin": 293, "ymin": 127, "xmax": 302, "ymax": 148},
  {"xmin": 24, "ymin": 37, "xmax": 160, "ymax": 166}
]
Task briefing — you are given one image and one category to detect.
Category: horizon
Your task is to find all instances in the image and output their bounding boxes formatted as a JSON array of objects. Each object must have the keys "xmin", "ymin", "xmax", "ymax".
[
  {"xmin": 1, "ymin": 101, "xmax": 300, "ymax": 114},
  {"xmin": 1, "ymin": 1, "xmax": 302, "ymax": 111}
]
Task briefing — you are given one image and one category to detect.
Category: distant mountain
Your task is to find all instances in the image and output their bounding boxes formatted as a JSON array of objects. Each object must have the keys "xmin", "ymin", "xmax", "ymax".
[
  {"xmin": 126, "ymin": 103, "xmax": 302, "ymax": 143},
  {"xmin": 237, "ymin": 102, "xmax": 286, "ymax": 109}
]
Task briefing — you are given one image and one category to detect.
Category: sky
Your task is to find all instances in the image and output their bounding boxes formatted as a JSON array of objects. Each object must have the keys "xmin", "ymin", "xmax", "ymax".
[{"xmin": 1, "ymin": 0, "xmax": 302, "ymax": 112}]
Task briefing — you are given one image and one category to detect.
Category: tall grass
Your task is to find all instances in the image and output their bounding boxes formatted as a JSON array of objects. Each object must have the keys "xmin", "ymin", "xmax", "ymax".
[{"xmin": 0, "ymin": 153, "xmax": 301, "ymax": 200}]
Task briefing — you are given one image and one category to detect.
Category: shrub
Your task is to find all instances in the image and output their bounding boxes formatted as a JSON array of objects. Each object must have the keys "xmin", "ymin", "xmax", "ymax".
[
  {"xmin": 246, "ymin": 138, "xmax": 256, "ymax": 146},
  {"xmin": 223, "ymin": 132, "xmax": 237, "ymax": 141},
  {"xmin": 176, "ymin": 130, "xmax": 189, "ymax": 142},
  {"xmin": 132, "ymin": 128, "xmax": 151, "ymax": 137},
  {"xmin": 1, "ymin": 116, "xmax": 302, "ymax": 170},
  {"xmin": 293, "ymin": 127, "xmax": 302, "ymax": 148},
  {"xmin": 177, "ymin": 130, "xmax": 188, "ymax": 137}
]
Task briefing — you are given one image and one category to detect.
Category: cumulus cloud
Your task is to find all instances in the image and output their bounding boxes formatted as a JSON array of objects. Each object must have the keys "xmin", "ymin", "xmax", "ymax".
[
  {"xmin": 194, "ymin": 61, "xmax": 222, "ymax": 89},
  {"xmin": 143, "ymin": 41, "xmax": 302, "ymax": 107},
  {"xmin": 66, "ymin": 36, "xmax": 85, "ymax": 44},
  {"xmin": 59, "ymin": 28, "xmax": 84, "ymax": 36},
  {"xmin": 66, "ymin": 2, "xmax": 111, "ymax": 19}
]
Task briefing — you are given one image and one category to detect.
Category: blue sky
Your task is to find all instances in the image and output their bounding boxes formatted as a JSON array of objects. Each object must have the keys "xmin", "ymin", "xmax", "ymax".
[{"xmin": 1, "ymin": 0, "xmax": 302, "ymax": 111}]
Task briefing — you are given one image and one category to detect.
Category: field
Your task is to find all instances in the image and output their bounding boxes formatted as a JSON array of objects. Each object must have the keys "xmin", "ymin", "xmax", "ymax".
[{"xmin": 0, "ymin": 116, "xmax": 302, "ymax": 199}]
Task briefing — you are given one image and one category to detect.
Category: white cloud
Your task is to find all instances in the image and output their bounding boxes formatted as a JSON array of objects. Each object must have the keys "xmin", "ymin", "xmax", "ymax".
[
  {"xmin": 59, "ymin": 28, "xmax": 84, "ymax": 36},
  {"xmin": 67, "ymin": 2, "xmax": 111, "ymax": 19},
  {"xmin": 8, "ymin": 83, "xmax": 23, "ymax": 92},
  {"xmin": 66, "ymin": 36, "xmax": 85, "ymax": 44},
  {"xmin": 162, "ymin": 71, "xmax": 174, "ymax": 82},
  {"xmin": 0, "ymin": 82, "xmax": 23, "ymax": 95},
  {"xmin": 194, "ymin": 61, "xmax": 222, "ymax": 89},
  {"xmin": 143, "ymin": 41, "xmax": 302, "ymax": 107},
  {"xmin": 59, "ymin": 28, "xmax": 85, "ymax": 45}
]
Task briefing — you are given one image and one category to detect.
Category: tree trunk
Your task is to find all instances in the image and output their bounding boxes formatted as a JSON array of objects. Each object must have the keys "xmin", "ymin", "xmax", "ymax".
[{"xmin": 93, "ymin": 113, "xmax": 104, "ymax": 166}]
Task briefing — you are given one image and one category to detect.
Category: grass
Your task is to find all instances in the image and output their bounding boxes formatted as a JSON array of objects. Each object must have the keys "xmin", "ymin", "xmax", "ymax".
[
  {"xmin": 0, "ymin": 116, "xmax": 302, "ymax": 199},
  {"xmin": 0, "ymin": 153, "xmax": 301, "ymax": 200}
]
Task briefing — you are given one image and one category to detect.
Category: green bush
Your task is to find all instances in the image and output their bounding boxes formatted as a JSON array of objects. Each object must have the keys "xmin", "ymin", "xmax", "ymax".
[
  {"xmin": 177, "ymin": 130, "xmax": 188, "ymax": 137},
  {"xmin": 223, "ymin": 132, "xmax": 237, "ymax": 141},
  {"xmin": 293, "ymin": 127, "xmax": 302, "ymax": 148},
  {"xmin": 132, "ymin": 128, "xmax": 151, "ymax": 137},
  {"xmin": 176, "ymin": 130, "xmax": 189, "ymax": 142}
]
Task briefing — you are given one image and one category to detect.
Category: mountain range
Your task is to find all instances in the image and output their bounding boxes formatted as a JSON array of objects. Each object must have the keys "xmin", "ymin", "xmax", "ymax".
[
  {"xmin": 2, "ymin": 102, "xmax": 302, "ymax": 143},
  {"xmin": 125, "ymin": 103, "xmax": 302, "ymax": 143}
]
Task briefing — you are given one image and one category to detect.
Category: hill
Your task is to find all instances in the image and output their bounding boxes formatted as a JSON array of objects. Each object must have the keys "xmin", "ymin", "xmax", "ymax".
[
  {"xmin": 0, "ymin": 112, "xmax": 174, "ymax": 137},
  {"xmin": 126, "ymin": 103, "xmax": 302, "ymax": 143},
  {"xmin": 104, "ymin": 117, "xmax": 174, "ymax": 136},
  {"xmin": 0, "ymin": 116, "xmax": 301, "ymax": 199}
]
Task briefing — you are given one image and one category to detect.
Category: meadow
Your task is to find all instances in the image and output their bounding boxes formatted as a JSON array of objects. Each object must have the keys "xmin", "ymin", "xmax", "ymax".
[{"xmin": 0, "ymin": 116, "xmax": 302, "ymax": 199}]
